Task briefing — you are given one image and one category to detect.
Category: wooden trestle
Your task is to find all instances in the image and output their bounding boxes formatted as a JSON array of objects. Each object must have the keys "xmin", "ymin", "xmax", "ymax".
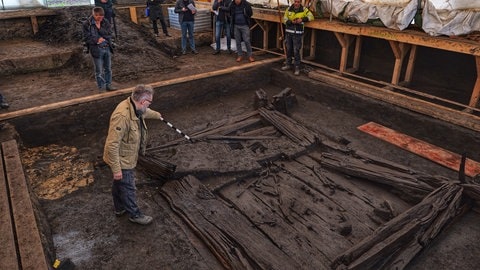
[{"xmin": 248, "ymin": 7, "xmax": 480, "ymax": 109}]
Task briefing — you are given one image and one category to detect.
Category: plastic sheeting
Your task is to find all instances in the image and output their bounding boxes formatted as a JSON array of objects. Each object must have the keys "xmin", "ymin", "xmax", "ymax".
[
  {"xmin": 319, "ymin": 0, "xmax": 418, "ymax": 30},
  {"xmin": 422, "ymin": 0, "xmax": 480, "ymax": 36},
  {"xmin": 1, "ymin": 0, "xmax": 92, "ymax": 9}
]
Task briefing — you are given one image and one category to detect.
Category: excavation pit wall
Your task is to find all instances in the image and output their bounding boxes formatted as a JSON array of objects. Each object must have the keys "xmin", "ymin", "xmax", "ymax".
[{"xmin": 6, "ymin": 64, "xmax": 480, "ymax": 269}]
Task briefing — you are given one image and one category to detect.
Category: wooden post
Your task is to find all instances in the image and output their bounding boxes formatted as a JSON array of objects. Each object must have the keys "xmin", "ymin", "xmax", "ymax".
[
  {"xmin": 389, "ymin": 41, "xmax": 410, "ymax": 85},
  {"xmin": 309, "ymin": 29, "xmax": 316, "ymax": 59},
  {"xmin": 351, "ymin": 36, "xmax": 362, "ymax": 72},
  {"xmin": 334, "ymin": 32, "xmax": 354, "ymax": 73},
  {"xmin": 469, "ymin": 56, "xmax": 480, "ymax": 108},
  {"xmin": 30, "ymin": 16, "xmax": 38, "ymax": 35},
  {"xmin": 402, "ymin": 44, "xmax": 418, "ymax": 86},
  {"xmin": 129, "ymin": 6, "xmax": 138, "ymax": 24}
]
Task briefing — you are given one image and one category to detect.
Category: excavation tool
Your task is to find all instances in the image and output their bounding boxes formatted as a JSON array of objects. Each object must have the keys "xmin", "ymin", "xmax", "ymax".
[{"xmin": 160, "ymin": 117, "xmax": 193, "ymax": 143}]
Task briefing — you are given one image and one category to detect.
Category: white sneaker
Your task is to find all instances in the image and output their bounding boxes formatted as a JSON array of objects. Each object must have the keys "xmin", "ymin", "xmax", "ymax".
[
  {"xmin": 281, "ymin": 65, "xmax": 292, "ymax": 71},
  {"xmin": 294, "ymin": 67, "xmax": 300, "ymax": 76},
  {"xmin": 129, "ymin": 215, "xmax": 153, "ymax": 225}
]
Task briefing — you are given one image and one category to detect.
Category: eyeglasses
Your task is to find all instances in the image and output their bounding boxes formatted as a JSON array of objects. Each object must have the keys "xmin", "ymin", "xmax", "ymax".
[{"xmin": 143, "ymin": 99, "xmax": 153, "ymax": 104}]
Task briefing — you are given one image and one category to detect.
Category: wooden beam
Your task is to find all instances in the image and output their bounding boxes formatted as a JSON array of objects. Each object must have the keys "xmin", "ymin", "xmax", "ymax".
[
  {"xmin": 2, "ymin": 140, "xmax": 49, "ymax": 269},
  {"xmin": 468, "ymin": 56, "xmax": 480, "ymax": 108},
  {"xmin": 129, "ymin": 6, "xmax": 138, "ymax": 24},
  {"xmin": 0, "ymin": 57, "xmax": 283, "ymax": 122},
  {"xmin": 0, "ymin": 8, "xmax": 57, "ymax": 20},
  {"xmin": 403, "ymin": 44, "xmax": 418, "ymax": 85},
  {"xmin": 389, "ymin": 41, "xmax": 411, "ymax": 85},
  {"xmin": 0, "ymin": 147, "xmax": 19, "ymax": 270},
  {"xmin": 334, "ymin": 33, "xmax": 354, "ymax": 72},
  {"xmin": 352, "ymin": 36, "xmax": 362, "ymax": 72},
  {"xmin": 30, "ymin": 16, "xmax": 39, "ymax": 35},
  {"xmin": 357, "ymin": 122, "xmax": 480, "ymax": 177},
  {"xmin": 309, "ymin": 29, "xmax": 317, "ymax": 58},
  {"xmin": 308, "ymin": 69, "xmax": 480, "ymax": 132}
]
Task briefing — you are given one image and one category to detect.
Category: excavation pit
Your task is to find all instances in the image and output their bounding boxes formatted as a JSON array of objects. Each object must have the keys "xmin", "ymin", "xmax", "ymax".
[{"xmin": 3, "ymin": 64, "xmax": 479, "ymax": 269}]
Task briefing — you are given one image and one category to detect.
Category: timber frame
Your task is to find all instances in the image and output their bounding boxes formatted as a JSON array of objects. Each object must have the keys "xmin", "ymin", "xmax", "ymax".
[
  {"xmin": 247, "ymin": 7, "xmax": 480, "ymax": 110},
  {"xmin": 0, "ymin": 8, "xmax": 57, "ymax": 35}
]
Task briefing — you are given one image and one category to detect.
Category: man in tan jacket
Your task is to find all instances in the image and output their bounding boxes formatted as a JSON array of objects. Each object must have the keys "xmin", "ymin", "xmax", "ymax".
[{"xmin": 103, "ymin": 84, "xmax": 161, "ymax": 225}]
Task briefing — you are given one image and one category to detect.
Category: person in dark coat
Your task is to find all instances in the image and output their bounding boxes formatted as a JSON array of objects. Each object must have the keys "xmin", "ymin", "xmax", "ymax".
[
  {"xmin": 230, "ymin": 0, "xmax": 254, "ymax": 62},
  {"xmin": 95, "ymin": 0, "xmax": 115, "ymax": 23},
  {"xmin": 212, "ymin": 0, "xmax": 232, "ymax": 55},
  {"xmin": 82, "ymin": 7, "xmax": 117, "ymax": 91},
  {"xmin": 147, "ymin": 0, "xmax": 171, "ymax": 37}
]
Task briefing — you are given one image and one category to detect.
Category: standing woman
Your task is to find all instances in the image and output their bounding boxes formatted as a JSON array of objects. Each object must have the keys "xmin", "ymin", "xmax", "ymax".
[
  {"xmin": 147, "ymin": 0, "xmax": 171, "ymax": 37},
  {"xmin": 175, "ymin": 0, "xmax": 198, "ymax": 55}
]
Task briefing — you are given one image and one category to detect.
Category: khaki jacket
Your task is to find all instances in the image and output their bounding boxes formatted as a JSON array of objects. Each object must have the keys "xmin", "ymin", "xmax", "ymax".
[{"xmin": 103, "ymin": 97, "xmax": 161, "ymax": 174}]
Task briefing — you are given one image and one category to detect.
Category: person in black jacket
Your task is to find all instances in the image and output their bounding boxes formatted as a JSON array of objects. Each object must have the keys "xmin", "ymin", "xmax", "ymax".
[
  {"xmin": 230, "ymin": 0, "xmax": 254, "ymax": 62},
  {"xmin": 82, "ymin": 7, "xmax": 117, "ymax": 91},
  {"xmin": 147, "ymin": 0, "xmax": 171, "ymax": 37},
  {"xmin": 212, "ymin": 0, "xmax": 232, "ymax": 55},
  {"xmin": 95, "ymin": 0, "xmax": 115, "ymax": 23}
]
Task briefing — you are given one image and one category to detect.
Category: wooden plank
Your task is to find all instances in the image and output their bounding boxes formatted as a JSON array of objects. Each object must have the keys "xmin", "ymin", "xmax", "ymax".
[
  {"xmin": 129, "ymin": 6, "xmax": 138, "ymax": 24},
  {"xmin": 0, "ymin": 147, "xmax": 19, "ymax": 270},
  {"xmin": 0, "ymin": 57, "xmax": 283, "ymax": 122},
  {"xmin": 307, "ymin": 69, "xmax": 480, "ymax": 132},
  {"xmin": 161, "ymin": 175, "xmax": 301, "ymax": 269},
  {"xmin": 357, "ymin": 122, "xmax": 480, "ymax": 177},
  {"xmin": 2, "ymin": 140, "xmax": 48, "ymax": 270},
  {"xmin": 468, "ymin": 56, "xmax": 480, "ymax": 108},
  {"xmin": 0, "ymin": 8, "xmax": 57, "ymax": 20}
]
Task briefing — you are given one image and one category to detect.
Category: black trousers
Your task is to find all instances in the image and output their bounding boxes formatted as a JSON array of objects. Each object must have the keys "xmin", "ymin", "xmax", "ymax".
[{"xmin": 151, "ymin": 17, "xmax": 168, "ymax": 34}]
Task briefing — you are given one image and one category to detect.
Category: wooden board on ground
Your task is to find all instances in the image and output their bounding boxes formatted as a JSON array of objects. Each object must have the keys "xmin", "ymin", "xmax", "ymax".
[
  {"xmin": 358, "ymin": 122, "xmax": 480, "ymax": 177},
  {"xmin": 2, "ymin": 140, "xmax": 48, "ymax": 270},
  {"xmin": 0, "ymin": 146, "xmax": 19, "ymax": 270},
  {"xmin": 161, "ymin": 175, "xmax": 301, "ymax": 269}
]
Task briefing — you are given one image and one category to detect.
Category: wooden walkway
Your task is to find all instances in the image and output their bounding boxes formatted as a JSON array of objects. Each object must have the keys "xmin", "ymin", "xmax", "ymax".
[{"xmin": 0, "ymin": 140, "xmax": 48, "ymax": 270}]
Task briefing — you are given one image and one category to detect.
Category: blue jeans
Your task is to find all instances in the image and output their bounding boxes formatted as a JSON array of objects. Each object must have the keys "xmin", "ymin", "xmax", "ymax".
[
  {"xmin": 112, "ymin": 169, "xmax": 142, "ymax": 218},
  {"xmin": 92, "ymin": 47, "xmax": 112, "ymax": 89},
  {"xmin": 181, "ymin": 21, "xmax": 195, "ymax": 52},
  {"xmin": 234, "ymin": 24, "xmax": 252, "ymax": 57},
  {"xmin": 285, "ymin": 33, "xmax": 303, "ymax": 67},
  {"xmin": 215, "ymin": 20, "xmax": 231, "ymax": 51}
]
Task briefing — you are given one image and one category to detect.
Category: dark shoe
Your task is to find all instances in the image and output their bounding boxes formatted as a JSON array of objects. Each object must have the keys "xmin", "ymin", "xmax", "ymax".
[
  {"xmin": 248, "ymin": 56, "xmax": 255, "ymax": 62},
  {"xmin": 236, "ymin": 56, "xmax": 243, "ymax": 62},
  {"xmin": 115, "ymin": 210, "xmax": 126, "ymax": 217},
  {"xmin": 129, "ymin": 215, "xmax": 153, "ymax": 225},
  {"xmin": 192, "ymin": 50, "xmax": 199, "ymax": 54},
  {"xmin": 212, "ymin": 50, "xmax": 220, "ymax": 55},
  {"xmin": 294, "ymin": 66, "xmax": 300, "ymax": 76},
  {"xmin": 0, "ymin": 101, "xmax": 9, "ymax": 109},
  {"xmin": 182, "ymin": 50, "xmax": 187, "ymax": 55},
  {"xmin": 165, "ymin": 33, "xmax": 171, "ymax": 37},
  {"xmin": 281, "ymin": 65, "xmax": 292, "ymax": 71},
  {"xmin": 106, "ymin": 85, "xmax": 117, "ymax": 91},
  {"xmin": 228, "ymin": 49, "xmax": 233, "ymax": 54}
]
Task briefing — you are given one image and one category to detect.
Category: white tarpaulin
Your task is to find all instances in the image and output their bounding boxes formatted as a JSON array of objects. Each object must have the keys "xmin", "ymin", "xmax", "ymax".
[
  {"xmin": 319, "ymin": 0, "xmax": 418, "ymax": 30},
  {"xmin": 422, "ymin": 0, "xmax": 480, "ymax": 36}
]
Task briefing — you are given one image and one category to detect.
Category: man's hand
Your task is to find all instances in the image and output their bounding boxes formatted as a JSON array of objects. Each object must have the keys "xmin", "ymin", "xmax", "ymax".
[
  {"xmin": 97, "ymin": 37, "xmax": 106, "ymax": 44},
  {"xmin": 113, "ymin": 171, "xmax": 122, "ymax": 180}
]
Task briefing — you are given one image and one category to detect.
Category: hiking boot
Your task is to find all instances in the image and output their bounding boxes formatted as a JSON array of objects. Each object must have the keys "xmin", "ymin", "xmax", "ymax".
[
  {"xmin": 228, "ymin": 49, "xmax": 233, "ymax": 54},
  {"xmin": 115, "ymin": 210, "xmax": 126, "ymax": 217},
  {"xmin": 249, "ymin": 56, "xmax": 255, "ymax": 62},
  {"xmin": 281, "ymin": 64, "xmax": 291, "ymax": 71},
  {"xmin": 236, "ymin": 56, "xmax": 243, "ymax": 62},
  {"xmin": 129, "ymin": 215, "xmax": 153, "ymax": 225},
  {"xmin": 212, "ymin": 50, "xmax": 220, "ymax": 55},
  {"xmin": 192, "ymin": 50, "xmax": 199, "ymax": 54},
  {"xmin": 294, "ymin": 66, "xmax": 300, "ymax": 76},
  {"xmin": 106, "ymin": 85, "xmax": 117, "ymax": 91}
]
